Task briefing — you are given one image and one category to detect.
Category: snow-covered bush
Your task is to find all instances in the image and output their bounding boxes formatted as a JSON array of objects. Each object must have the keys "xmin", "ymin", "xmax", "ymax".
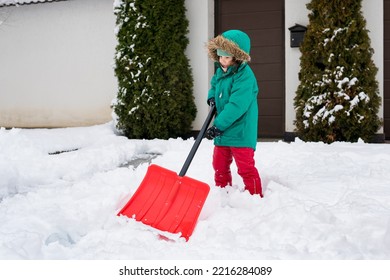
[
  {"xmin": 112, "ymin": 0, "xmax": 196, "ymax": 139},
  {"xmin": 294, "ymin": 0, "xmax": 381, "ymax": 143}
]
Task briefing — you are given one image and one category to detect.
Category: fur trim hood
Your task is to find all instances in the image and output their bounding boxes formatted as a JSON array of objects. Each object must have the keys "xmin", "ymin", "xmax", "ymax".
[{"xmin": 207, "ymin": 29, "xmax": 251, "ymax": 63}]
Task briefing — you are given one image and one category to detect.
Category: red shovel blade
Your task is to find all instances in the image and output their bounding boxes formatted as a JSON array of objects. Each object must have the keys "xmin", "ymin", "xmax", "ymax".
[{"xmin": 117, "ymin": 164, "xmax": 210, "ymax": 241}]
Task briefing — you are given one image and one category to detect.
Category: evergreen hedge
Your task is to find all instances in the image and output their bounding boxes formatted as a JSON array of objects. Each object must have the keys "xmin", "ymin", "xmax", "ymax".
[
  {"xmin": 113, "ymin": 0, "xmax": 197, "ymax": 139},
  {"xmin": 294, "ymin": 0, "xmax": 381, "ymax": 143}
]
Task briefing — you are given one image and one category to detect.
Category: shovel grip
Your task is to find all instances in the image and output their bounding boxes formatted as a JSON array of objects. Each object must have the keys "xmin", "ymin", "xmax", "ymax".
[{"xmin": 179, "ymin": 105, "xmax": 216, "ymax": 177}]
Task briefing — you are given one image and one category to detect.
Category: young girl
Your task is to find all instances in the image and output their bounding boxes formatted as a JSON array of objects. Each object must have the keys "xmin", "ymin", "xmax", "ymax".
[{"xmin": 205, "ymin": 29, "xmax": 263, "ymax": 198}]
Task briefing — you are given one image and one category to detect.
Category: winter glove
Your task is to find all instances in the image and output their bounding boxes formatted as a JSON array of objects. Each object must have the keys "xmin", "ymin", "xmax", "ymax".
[
  {"xmin": 207, "ymin": 97, "xmax": 215, "ymax": 107},
  {"xmin": 205, "ymin": 126, "xmax": 223, "ymax": 140}
]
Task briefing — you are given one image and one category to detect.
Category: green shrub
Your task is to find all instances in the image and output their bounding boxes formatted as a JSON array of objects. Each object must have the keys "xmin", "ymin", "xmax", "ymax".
[
  {"xmin": 113, "ymin": 0, "xmax": 197, "ymax": 139},
  {"xmin": 294, "ymin": 0, "xmax": 381, "ymax": 143}
]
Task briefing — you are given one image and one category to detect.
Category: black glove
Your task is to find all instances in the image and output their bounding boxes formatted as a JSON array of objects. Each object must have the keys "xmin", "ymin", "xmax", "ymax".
[
  {"xmin": 205, "ymin": 126, "xmax": 223, "ymax": 140},
  {"xmin": 207, "ymin": 97, "xmax": 215, "ymax": 107}
]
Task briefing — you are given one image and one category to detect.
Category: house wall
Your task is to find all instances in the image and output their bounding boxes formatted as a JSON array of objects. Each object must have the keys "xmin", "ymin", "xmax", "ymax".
[
  {"xmin": 185, "ymin": 0, "xmax": 215, "ymax": 131},
  {"xmin": 363, "ymin": 0, "xmax": 384, "ymax": 135},
  {"xmin": 284, "ymin": 0, "xmax": 384, "ymax": 135},
  {"xmin": 0, "ymin": 0, "xmax": 117, "ymax": 128}
]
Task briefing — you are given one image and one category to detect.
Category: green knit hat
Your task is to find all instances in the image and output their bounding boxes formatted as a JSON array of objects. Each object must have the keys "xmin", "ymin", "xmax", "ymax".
[{"xmin": 222, "ymin": 30, "xmax": 251, "ymax": 54}]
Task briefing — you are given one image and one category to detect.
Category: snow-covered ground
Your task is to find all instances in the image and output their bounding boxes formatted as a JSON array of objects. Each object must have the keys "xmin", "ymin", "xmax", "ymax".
[{"xmin": 1, "ymin": 122, "xmax": 390, "ymax": 260}]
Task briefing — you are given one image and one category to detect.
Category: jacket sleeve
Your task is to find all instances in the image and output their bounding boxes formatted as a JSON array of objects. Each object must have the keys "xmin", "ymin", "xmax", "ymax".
[
  {"xmin": 214, "ymin": 68, "xmax": 258, "ymax": 131},
  {"xmin": 207, "ymin": 74, "xmax": 217, "ymax": 102}
]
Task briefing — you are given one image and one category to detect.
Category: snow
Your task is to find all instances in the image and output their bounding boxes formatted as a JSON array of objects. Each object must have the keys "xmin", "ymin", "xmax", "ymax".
[
  {"xmin": 303, "ymin": 64, "xmax": 366, "ymax": 125},
  {"xmin": 1, "ymin": 122, "xmax": 390, "ymax": 260},
  {"xmin": 0, "ymin": 0, "xmax": 54, "ymax": 6},
  {"xmin": 113, "ymin": 0, "xmax": 122, "ymax": 9}
]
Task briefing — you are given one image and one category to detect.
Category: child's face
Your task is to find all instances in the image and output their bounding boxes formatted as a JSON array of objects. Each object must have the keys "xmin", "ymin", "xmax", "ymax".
[{"xmin": 219, "ymin": 56, "xmax": 234, "ymax": 72}]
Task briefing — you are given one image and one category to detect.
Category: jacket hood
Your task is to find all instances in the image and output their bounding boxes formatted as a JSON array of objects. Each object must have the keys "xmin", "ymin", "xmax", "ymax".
[{"xmin": 207, "ymin": 29, "xmax": 251, "ymax": 63}]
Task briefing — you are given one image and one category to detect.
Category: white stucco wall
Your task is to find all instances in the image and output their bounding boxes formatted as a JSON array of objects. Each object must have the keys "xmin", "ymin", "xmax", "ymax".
[
  {"xmin": 284, "ymin": 0, "xmax": 310, "ymax": 133},
  {"xmin": 284, "ymin": 0, "xmax": 384, "ymax": 134},
  {"xmin": 185, "ymin": 0, "xmax": 214, "ymax": 130},
  {"xmin": 363, "ymin": 0, "xmax": 384, "ymax": 133},
  {"xmin": 0, "ymin": 0, "xmax": 117, "ymax": 128}
]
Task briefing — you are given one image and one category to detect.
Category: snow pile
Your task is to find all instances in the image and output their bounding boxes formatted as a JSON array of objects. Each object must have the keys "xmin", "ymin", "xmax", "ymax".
[{"xmin": 1, "ymin": 122, "xmax": 390, "ymax": 259}]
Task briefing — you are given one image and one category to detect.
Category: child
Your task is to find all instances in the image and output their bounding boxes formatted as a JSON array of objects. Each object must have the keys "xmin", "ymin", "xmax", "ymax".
[{"xmin": 205, "ymin": 29, "xmax": 263, "ymax": 197}]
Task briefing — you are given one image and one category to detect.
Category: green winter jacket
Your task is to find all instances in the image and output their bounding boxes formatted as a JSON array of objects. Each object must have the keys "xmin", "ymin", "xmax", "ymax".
[{"xmin": 207, "ymin": 30, "xmax": 259, "ymax": 150}]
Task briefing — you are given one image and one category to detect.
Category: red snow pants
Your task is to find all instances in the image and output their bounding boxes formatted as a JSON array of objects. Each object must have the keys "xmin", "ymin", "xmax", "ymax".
[{"xmin": 212, "ymin": 146, "xmax": 263, "ymax": 197}]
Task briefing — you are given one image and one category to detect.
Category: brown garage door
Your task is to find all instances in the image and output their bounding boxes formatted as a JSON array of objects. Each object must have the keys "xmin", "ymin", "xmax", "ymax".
[
  {"xmin": 215, "ymin": 0, "xmax": 285, "ymax": 138},
  {"xmin": 385, "ymin": 0, "xmax": 390, "ymax": 139}
]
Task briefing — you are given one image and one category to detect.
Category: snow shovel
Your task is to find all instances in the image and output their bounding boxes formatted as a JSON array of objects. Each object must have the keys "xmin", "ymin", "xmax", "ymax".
[{"xmin": 118, "ymin": 105, "xmax": 216, "ymax": 241}]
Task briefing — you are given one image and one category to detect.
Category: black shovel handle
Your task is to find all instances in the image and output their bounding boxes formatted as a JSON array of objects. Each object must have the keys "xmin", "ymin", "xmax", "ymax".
[{"xmin": 179, "ymin": 105, "xmax": 216, "ymax": 177}]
